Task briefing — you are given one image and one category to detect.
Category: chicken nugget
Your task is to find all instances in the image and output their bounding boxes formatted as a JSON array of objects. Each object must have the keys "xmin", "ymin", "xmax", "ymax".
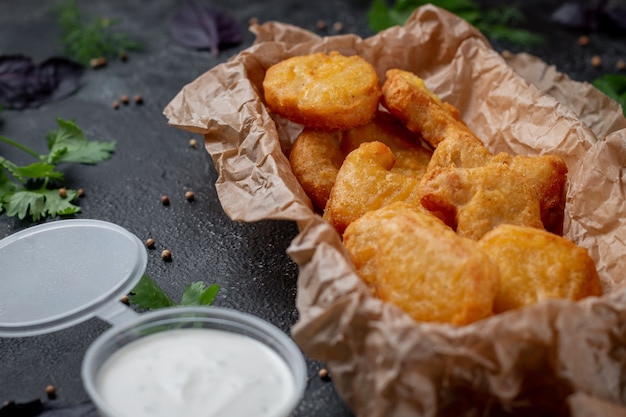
[
  {"xmin": 381, "ymin": 69, "xmax": 472, "ymax": 148},
  {"xmin": 419, "ymin": 162, "xmax": 545, "ymax": 240},
  {"xmin": 478, "ymin": 224, "xmax": 602, "ymax": 313},
  {"xmin": 323, "ymin": 141, "xmax": 422, "ymax": 235},
  {"xmin": 341, "ymin": 110, "xmax": 432, "ymax": 178},
  {"xmin": 263, "ymin": 51, "xmax": 381, "ymax": 130},
  {"xmin": 343, "ymin": 201, "xmax": 447, "ymax": 288},
  {"xmin": 426, "ymin": 131, "xmax": 510, "ymax": 170},
  {"xmin": 289, "ymin": 128, "xmax": 343, "ymax": 211},
  {"xmin": 375, "ymin": 209, "xmax": 499, "ymax": 325}
]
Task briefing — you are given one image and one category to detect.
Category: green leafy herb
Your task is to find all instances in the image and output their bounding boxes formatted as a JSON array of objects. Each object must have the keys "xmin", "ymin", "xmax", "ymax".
[
  {"xmin": 367, "ymin": 0, "xmax": 543, "ymax": 47},
  {"xmin": 54, "ymin": 0, "xmax": 141, "ymax": 65},
  {"xmin": 0, "ymin": 118, "xmax": 115, "ymax": 221},
  {"xmin": 593, "ymin": 74, "xmax": 626, "ymax": 117},
  {"xmin": 129, "ymin": 275, "xmax": 220, "ymax": 310}
]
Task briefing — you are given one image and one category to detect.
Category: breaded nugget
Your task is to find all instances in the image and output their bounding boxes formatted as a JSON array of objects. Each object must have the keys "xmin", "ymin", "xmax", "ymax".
[
  {"xmin": 509, "ymin": 155, "xmax": 568, "ymax": 235},
  {"xmin": 419, "ymin": 162, "xmax": 545, "ymax": 240},
  {"xmin": 374, "ymin": 208, "xmax": 499, "ymax": 325},
  {"xmin": 381, "ymin": 69, "xmax": 471, "ymax": 148},
  {"xmin": 478, "ymin": 224, "xmax": 602, "ymax": 313},
  {"xmin": 263, "ymin": 51, "xmax": 381, "ymax": 130},
  {"xmin": 289, "ymin": 128, "xmax": 343, "ymax": 211},
  {"xmin": 323, "ymin": 141, "xmax": 422, "ymax": 235},
  {"xmin": 341, "ymin": 110, "xmax": 432, "ymax": 178},
  {"xmin": 343, "ymin": 202, "xmax": 447, "ymax": 288},
  {"xmin": 426, "ymin": 131, "xmax": 510, "ymax": 170}
]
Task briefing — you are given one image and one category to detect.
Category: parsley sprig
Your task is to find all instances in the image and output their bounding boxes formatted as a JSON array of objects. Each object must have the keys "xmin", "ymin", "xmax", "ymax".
[
  {"xmin": 54, "ymin": 0, "xmax": 141, "ymax": 65},
  {"xmin": 0, "ymin": 118, "xmax": 115, "ymax": 221},
  {"xmin": 129, "ymin": 275, "xmax": 220, "ymax": 310},
  {"xmin": 367, "ymin": 0, "xmax": 543, "ymax": 47}
]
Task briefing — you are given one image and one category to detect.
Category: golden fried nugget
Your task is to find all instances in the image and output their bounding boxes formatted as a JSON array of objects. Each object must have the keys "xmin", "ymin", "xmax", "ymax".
[
  {"xmin": 509, "ymin": 155, "xmax": 568, "ymax": 235},
  {"xmin": 289, "ymin": 128, "xmax": 344, "ymax": 210},
  {"xmin": 426, "ymin": 131, "xmax": 509, "ymax": 170},
  {"xmin": 381, "ymin": 69, "xmax": 472, "ymax": 148},
  {"xmin": 343, "ymin": 202, "xmax": 447, "ymax": 288},
  {"xmin": 478, "ymin": 224, "xmax": 602, "ymax": 313},
  {"xmin": 419, "ymin": 162, "xmax": 545, "ymax": 240},
  {"xmin": 323, "ymin": 141, "xmax": 422, "ymax": 235},
  {"xmin": 341, "ymin": 110, "xmax": 432, "ymax": 178},
  {"xmin": 374, "ymin": 209, "xmax": 499, "ymax": 325},
  {"xmin": 263, "ymin": 51, "xmax": 381, "ymax": 130}
]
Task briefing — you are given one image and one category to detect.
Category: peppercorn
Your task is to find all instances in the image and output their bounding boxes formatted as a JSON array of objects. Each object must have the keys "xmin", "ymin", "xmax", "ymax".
[
  {"xmin": 161, "ymin": 249, "xmax": 172, "ymax": 261},
  {"xmin": 145, "ymin": 238, "xmax": 156, "ymax": 249},
  {"xmin": 160, "ymin": 195, "xmax": 170, "ymax": 206},
  {"xmin": 58, "ymin": 188, "xmax": 67, "ymax": 198},
  {"xmin": 185, "ymin": 191, "xmax": 195, "ymax": 201},
  {"xmin": 591, "ymin": 55, "xmax": 602, "ymax": 68},
  {"xmin": 45, "ymin": 384, "xmax": 56, "ymax": 399}
]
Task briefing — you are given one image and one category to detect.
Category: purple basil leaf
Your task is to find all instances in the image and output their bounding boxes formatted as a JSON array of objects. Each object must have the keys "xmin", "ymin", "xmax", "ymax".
[
  {"xmin": 551, "ymin": 2, "xmax": 588, "ymax": 29},
  {"xmin": 0, "ymin": 55, "xmax": 84, "ymax": 110},
  {"xmin": 169, "ymin": 0, "xmax": 244, "ymax": 54}
]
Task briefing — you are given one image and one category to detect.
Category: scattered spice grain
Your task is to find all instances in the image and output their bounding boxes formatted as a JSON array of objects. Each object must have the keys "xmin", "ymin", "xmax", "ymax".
[
  {"xmin": 161, "ymin": 249, "xmax": 172, "ymax": 261},
  {"xmin": 120, "ymin": 295, "xmax": 130, "ymax": 305},
  {"xmin": 591, "ymin": 55, "xmax": 602, "ymax": 68},
  {"xmin": 45, "ymin": 385, "xmax": 56, "ymax": 399},
  {"xmin": 316, "ymin": 20, "xmax": 326, "ymax": 29},
  {"xmin": 112, "ymin": 100, "xmax": 120, "ymax": 109},
  {"xmin": 145, "ymin": 238, "xmax": 156, "ymax": 249},
  {"xmin": 77, "ymin": 188, "xmax": 85, "ymax": 197},
  {"xmin": 90, "ymin": 57, "xmax": 107, "ymax": 68},
  {"xmin": 332, "ymin": 21, "xmax": 343, "ymax": 32},
  {"xmin": 189, "ymin": 138, "xmax": 198, "ymax": 148},
  {"xmin": 185, "ymin": 191, "xmax": 195, "ymax": 201},
  {"xmin": 160, "ymin": 195, "xmax": 170, "ymax": 206},
  {"xmin": 134, "ymin": 94, "xmax": 143, "ymax": 105},
  {"xmin": 318, "ymin": 368, "xmax": 330, "ymax": 381},
  {"xmin": 120, "ymin": 94, "xmax": 130, "ymax": 105},
  {"xmin": 578, "ymin": 35, "xmax": 589, "ymax": 46},
  {"xmin": 58, "ymin": 188, "xmax": 67, "ymax": 198},
  {"xmin": 617, "ymin": 60, "xmax": 625, "ymax": 71}
]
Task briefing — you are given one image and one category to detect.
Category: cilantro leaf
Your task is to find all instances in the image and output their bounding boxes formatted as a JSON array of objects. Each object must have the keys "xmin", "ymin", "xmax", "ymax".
[
  {"xmin": 129, "ymin": 275, "xmax": 220, "ymax": 311},
  {"xmin": 2, "ymin": 188, "xmax": 80, "ymax": 221},
  {"xmin": 128, "ymin": 275, "xmax": 176, "ymax": 310},
  {"xmin": 46, "ymin": 118, "xmax": 115, "ymax": 164},
  {"xmin": 180, "ymin": 282, "xmax": 220, "ymax": 306},
  {"xmin": 593, "ymin": 74, "xmax": 626, "ymax": 117}
]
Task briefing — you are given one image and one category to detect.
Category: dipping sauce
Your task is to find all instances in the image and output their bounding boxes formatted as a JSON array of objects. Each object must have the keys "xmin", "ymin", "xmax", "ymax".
[{"xmin": 96, "ymin": 328, "xmax": 298, "ymax": 417}]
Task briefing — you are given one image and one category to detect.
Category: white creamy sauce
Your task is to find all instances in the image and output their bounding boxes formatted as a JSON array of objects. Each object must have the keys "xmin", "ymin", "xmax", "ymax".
[{"xmin": 96, "ymin": 328, "xmax": 297, "ymax": 417}]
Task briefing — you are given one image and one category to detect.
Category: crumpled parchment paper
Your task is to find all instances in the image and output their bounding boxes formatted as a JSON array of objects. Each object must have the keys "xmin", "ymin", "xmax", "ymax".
[{"xmin": 164, "ymin": 5, "xmax": 626, "ymax": 416}]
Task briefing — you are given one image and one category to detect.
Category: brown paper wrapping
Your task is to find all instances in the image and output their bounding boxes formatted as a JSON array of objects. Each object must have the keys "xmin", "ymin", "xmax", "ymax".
[{"xmin": 164, "ymin": 5, "xmax": 626, "ymax": 416}]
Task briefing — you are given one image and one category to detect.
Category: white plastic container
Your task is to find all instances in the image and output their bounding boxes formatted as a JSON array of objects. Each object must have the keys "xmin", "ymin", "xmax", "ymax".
[{"xmin": 0, "ymin": 219, "xmax": 307, "ymax": 417}]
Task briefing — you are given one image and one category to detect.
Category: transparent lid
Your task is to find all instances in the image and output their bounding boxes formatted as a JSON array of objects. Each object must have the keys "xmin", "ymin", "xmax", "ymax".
[{"xmin": 0, "ymin": 219, "xmax": 147, "ymax": 337}]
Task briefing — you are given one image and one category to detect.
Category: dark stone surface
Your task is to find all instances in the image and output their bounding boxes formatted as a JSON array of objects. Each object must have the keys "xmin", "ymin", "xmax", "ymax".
[{"xmin": 0, "ymin": 0, "xmax": 624, "ymax": 416}]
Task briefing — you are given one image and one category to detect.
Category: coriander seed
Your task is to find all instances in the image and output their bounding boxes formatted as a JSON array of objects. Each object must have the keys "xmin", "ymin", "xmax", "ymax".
[
  {"xmin": 189, "ymin": 138, "xmax": 198, "ymax": 148},
  {"xmin": 160, "ymin": 195, "xmax": 170, "ymax": 206},
  {"xmin": 112, "ymin": 100, "xmax": 120, "ymax": 109},
  {"xmin": 591, "ymin": 55, "xmax": 602, "ymax": 68},
  {"xmin": 161, "ymin": 249, "xmax": 172, "ymax": 261},
  {"xmin": 145, "ymin": 238, "xmax": 156, "ymax": 249},
  {"xmin": 134, "ymin": 94, "xmax": 144, "ymax": 104},
  {"xmin": 120, "ymin": 94, "xmax": 130, "ymax": 104},
  {"xmin": 185, "ymin": 191, "xmax": 195, "ymax": 201},
  {"xmin": 578, "ymin": 35, "xmax": 589, "ymax": 46},
  {"xmin": 58, "ymin": 188, "xmax": 67, "ymax": 198},
  {"xmin": 120, "ymin": 295, "xmax": 129, "ymax": 305},
  {"xmin": 617, "ymin": 60, "xmax": 625, "ymax": 71},
  {"xmin": 45, "ymin": 384, "xmax": 56, "ymax": 399},
  {"xmin": 333, "ymin": 21, "xmax": 343, "ymax": 32},
  {"xmin": 318, "ymin": 368, "xmax": 330, "ymax": 380},
  {"xmin": 90, "ymin": 57, "xmax": 107, "ymax": 68},
  {"xmin": 77, "ymin": 188, "xmax": 85, "ymax": 197}
]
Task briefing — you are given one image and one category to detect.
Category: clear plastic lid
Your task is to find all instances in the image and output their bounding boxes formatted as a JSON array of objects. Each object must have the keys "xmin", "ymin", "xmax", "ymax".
[{"xmin": 0, "ymin": 219, "xmax": 147, "ymax": 337}]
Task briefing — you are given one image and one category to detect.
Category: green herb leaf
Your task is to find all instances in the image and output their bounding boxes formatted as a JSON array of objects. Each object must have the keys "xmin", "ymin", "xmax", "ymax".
[
  {"xmin": 593, "ymin": 74, "xmax": 626, "ymax": 117},
  {"xmin": 129, "ymin": 276, "xmax": 220, "ymax": 310},
  {"xmin": 54, "ymin": 0, "xmax": 141, "ymax": 65},
  {"xmin": 128, "ymin": 275, "xmax": 176, "ymax": 310},
  {"xmin": 180, "ymin": 282, "xmax": 220, "ymax": 307},
  {"xmin": 46, "ymin": 118, "xmax": 115, "ymax": 164},
  {"xmin": 0, "ymin": 118, "xmax": 115, "ymax": 221},
  {"xmin": 366, "ymin": 0, "xmax": 543, "ymax": 46}
]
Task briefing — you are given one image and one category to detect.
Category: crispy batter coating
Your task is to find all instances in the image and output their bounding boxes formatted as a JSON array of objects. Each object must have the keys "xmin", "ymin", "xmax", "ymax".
[
  {"xmin": 427, "ymin": 131, "xmax": 510, "ymax": 170},
  {"xmin": 478, "ymin": 224, "xmax": 602, "ymax": 313},
  {"xmin": 289, "ymin": 128, "xmax": 344, "ymax": 211},
  {"xmin": 419, "ymin": 162, "xmax": 545, "ymax": 240},
  {"xmin": 263, "ymin": 51, "xmax": 381, "ymax": 130},
  {"xmin": 381, "ymin": 69, "xmax": 470, "ymax": 148},
  {"xmin": 341, "ymin": 110, "xmax": 432, "ymax": 178},
  {"xmin": 374, "ymin": 207, "xmax": 499, "ymax": 325},
  {"xmin": 323, "ymin": 141, "xmax": 422, "ymax": 235},
  {"xmin": 343, "ymin": 202, "xmax": 446, "ymax": 288}
]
